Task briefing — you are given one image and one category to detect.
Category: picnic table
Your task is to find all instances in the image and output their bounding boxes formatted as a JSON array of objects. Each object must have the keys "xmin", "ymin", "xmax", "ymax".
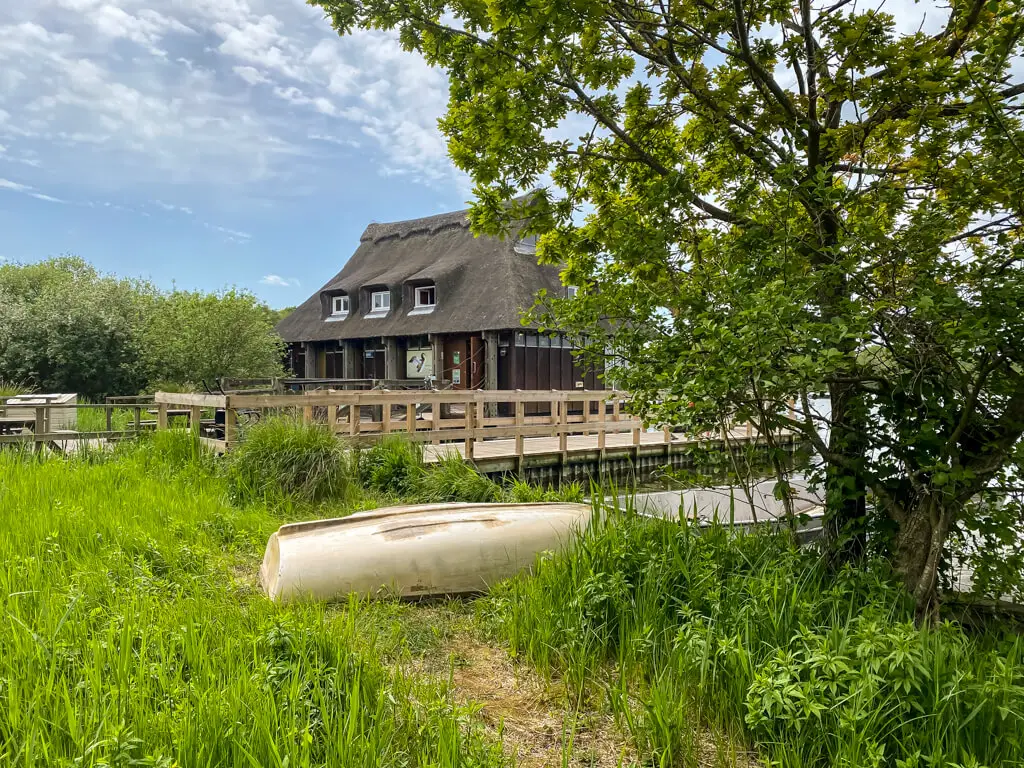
[{"xmin": 0, "ymin": 415, "xmax": 36, "ymax": 435}]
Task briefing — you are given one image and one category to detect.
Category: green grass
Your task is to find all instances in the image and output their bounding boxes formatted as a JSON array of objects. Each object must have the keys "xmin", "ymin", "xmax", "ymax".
[
  {"xmin": 224, "ymin": 416, "xmax": 358, "ymax": 506},
  {"xmin": 480, "ymin": 503, "xmax": 1024, "ymax": 767},
  {"xmin": 5, "ymin": 421, "xmax": 1020, "ymax": 768},
  {"xmin": 0, "ymin": 442, "xmax": 507, "ymax": 768}
]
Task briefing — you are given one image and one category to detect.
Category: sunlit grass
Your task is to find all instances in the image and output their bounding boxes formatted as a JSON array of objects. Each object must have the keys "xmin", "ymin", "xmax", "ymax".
[{"xmin": 0, "ymin": 443, "xmax": 506, "ymax": 768}]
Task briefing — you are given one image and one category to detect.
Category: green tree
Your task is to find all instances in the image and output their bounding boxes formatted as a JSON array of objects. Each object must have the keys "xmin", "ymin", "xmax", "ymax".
[
  {"xmin": 313, "ymin": 0, "xmax": 1024, "ymax": 617},
  {"xmin": 0, "ymin": 257, "xmax": 152, "ymax": 398},
  {"xmin": 144, "ymin": 289, "xmax": 285, "ymax": 387}
]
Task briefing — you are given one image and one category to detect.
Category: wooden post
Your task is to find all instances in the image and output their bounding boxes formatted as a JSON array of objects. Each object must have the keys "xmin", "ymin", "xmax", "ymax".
[
  {"xmin": 407, "ymin": 403, "xmax": 416, "ymax": 434},
  {"xmin": 612, "ymin": 398, "xmax": 621, "ymax": 422},
  {"xmin": 224, "ymin": 405, "xmax": 237, "ymax": 448},
  {"xmin": 632, "ymin": 421, "xmax": 641, "ymax": 446},
  {"xmin": 302, "ymin": 405, "xmax": 313, "ymax": 424},
  {"xmin": 431, "ymin": 401, "xmax": 440, "ymax": 445},
  {"xmin": 190, "ymin": 405, "xmax": 202, "ymax": 433},
  {"xmin": 350, "ymin": 399, "xmax": 360, "ymax": 436},
  {"xmin": 382, "ymin": 401, "xmax": 392, "ymax": 435},
  {"xmin": 465, "ymin": 401, "xmax": 475, "ymax": 460},
  {"xmin": 133, "ymin": 406, "xmax": 141, "ymax": 433},
  {"xmin": 559, "ymin": 397, "xmax": 568, "ymax": 454},
  {"xmin": 105, "ymin": 405, "xmax": 112, "ymax": 433},
  {"xmin": 157, "ymin": 403, "xmax": 168, "ymax": 430},
  {"xmin": 663, "ymin": 424, "xmax": 672, "ymax": 443},
  {"xmin": 514, "ymin": 400, "xmax": 524, "ymax": 459},
  {"xmin": 34, "ymin": 406, "xmax": 46, "ymax": 450}
]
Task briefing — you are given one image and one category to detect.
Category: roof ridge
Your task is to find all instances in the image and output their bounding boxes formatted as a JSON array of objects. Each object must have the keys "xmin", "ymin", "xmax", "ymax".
[{"xmin": 360, "ymin": 207, "xmax": 470, "ymax": 243}]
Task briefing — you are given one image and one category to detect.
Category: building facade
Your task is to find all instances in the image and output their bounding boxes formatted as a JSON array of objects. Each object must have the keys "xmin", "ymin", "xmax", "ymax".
[{"xmin": 276, "ymin": 206, "xmax": 602, "ymax": 392}]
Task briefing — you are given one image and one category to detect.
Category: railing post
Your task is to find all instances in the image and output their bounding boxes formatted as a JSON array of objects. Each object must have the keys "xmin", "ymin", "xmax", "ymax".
[
  {"xmin": 407, "ymin": 403, "xmax": 415, "ymax": 434},
  {"xmin": 134, "ymin": 406, "xmax": 141, "ymax": 433},
  {"xmin": 431, "ymin": 401, "xmax": 440, "ymax": 445},
  {"xmin": 105, "ymin": 405, "xmax": 112, "ymax": 433},
  {"xmin": 190, "ymin": 405, "xmax": 202, "ymax": 433},
  {"xmin": 350, "ymin": 398, "xmax": 360, "ymax": 437},
  {"xmin": 382, "ymin": 398, "xmax": 392, "ymax": 436},
  {"xmin": 157, "ymin": 403, "xmax": 168, "ymax": 430},
  {"xmin": 34, "ymin": 406, "xmax": 46, "ymax": 450},
  {"xmin": 224, "ymin": 400, "xmax": 237, "ymax": 448},
  {"xmin": 465, "ymin": 401, "xmax": 475, "ymax": 460},
  {"xmin": 515, "ymin": 399, "xmax": 524, "ymax": 459},
  {"xmin": 559, "ymin": 396, "xmax": 568, "ymax": 454}
]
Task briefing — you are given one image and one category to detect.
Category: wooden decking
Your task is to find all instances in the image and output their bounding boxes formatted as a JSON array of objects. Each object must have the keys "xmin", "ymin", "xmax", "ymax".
[{"xmin": 422, "ymin": 426, "xmax": 750, "ymax": 462}]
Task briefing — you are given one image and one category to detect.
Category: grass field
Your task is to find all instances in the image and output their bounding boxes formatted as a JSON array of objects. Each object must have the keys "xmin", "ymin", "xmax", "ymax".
[{"xmin": 1, "ymin": 428, "xmax": 1021, "ymax": 767}]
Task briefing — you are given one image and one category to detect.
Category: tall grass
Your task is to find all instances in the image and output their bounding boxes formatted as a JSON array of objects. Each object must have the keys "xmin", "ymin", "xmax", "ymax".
[
  {"xmin": 0, "ymin": 378, "xmax": 33, "ymax": 398},
  {"xmin": 358, "ymin": 435, "xmax": 425, "ymax": 496},
  {"xmin": 224, "ymin": 416, "xmax": 356, "ymax": 506},
  {"xmin": 481, "ymin": 505, "xmax": 1024, "ymax": 767},
  {"xmin": 0, "ymin": 447, "xmax": 507, "ymax": 768}
]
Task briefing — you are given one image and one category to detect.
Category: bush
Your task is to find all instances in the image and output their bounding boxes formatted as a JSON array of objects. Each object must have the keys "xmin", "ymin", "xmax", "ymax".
[
  {"xmin": 224, "ymin": 417, "xmax": 354, "ymax": 505},
  {"xmin": 414, "ymin": 453, "xmax": 501, "ymax": 503},
  {"xmin": 358, "ymin": 436, "xmax": 424, "ymax": 496}
]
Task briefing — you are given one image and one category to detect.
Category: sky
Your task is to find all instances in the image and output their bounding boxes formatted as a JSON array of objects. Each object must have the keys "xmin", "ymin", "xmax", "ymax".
[{"xmin": 0, "ymin": 0, "xmax": 470, "ymax": 308}]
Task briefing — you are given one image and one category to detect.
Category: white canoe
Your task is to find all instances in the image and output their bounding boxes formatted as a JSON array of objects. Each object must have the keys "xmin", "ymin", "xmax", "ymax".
[{"xmin": 259, "ymin": 502, "xmax": 592, "ymax": 603}]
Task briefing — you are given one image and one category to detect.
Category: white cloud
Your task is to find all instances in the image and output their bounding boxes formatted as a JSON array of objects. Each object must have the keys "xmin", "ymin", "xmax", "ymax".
[
  {"xmin": 233, "ymin": 65, "xmax": 271, "ymax": 86},
  {"xmin": 261, "ymin": 274, "xmax": 299, "ymax": 287},
  {"xmin": 0, "ymin": 177, "xmax": 31, "ymax": 191},
  {"xmin": 0, "ymin": 0, "xmax": 463, "ymax": 201},
  {"xmin": 205, "ymin": 222, "xmax": 251, "ymax": 240},
  {"xmin": 155, "ymin": 200, "xmax": 193, "ymax": 214}
]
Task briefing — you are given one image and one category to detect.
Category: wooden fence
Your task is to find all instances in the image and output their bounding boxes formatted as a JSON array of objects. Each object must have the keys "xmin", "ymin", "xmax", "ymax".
[{"xmin": 152, "ymin": 389, "xmax": 755, "ymax": 459}]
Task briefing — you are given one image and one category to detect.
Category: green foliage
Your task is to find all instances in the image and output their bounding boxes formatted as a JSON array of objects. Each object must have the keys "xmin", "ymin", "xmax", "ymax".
[
  {"xmin": 482, "ymin": 512, "xmax": 1024, "ymax": 767},
  {"xmin": 0, "ymin": 256, "xmax": 152, "ymax": 398},
  {"xmin": 0, "ymin": 449, "xmax": 507, "ymax": 768},
  {"xmin": 414, "ymin": 452, "xmax": 502, "ymax": 503},
  {"xmin": 313, "ymin": 0, "xmax": 1024, "ymax": 612},
  {"xmin": 358, "ymin": 436, "xmax": 425, "ymax": 496},
  {"xmin": 143, "ymin": 289, "xmax": 285, "ymax": 387},
  {"xmin": 224, "ymin": 417, "xmax": 355, "ymax": 505},
  {"xmin": 0, "ymin": 257, "xmax": 285, "ymax": 398},
  {"xmin": 500, "ymin": 477, "xmax": 584, "ymax": 504},
  {"xmin": 0, "ymin": 378, "xmax": 33, "ymax": 398}
]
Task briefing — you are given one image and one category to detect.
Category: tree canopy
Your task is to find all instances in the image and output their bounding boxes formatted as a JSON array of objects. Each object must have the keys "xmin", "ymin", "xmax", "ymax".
[
  {"xmin": 313, "ymin": 0, "xmax": 1024, "ymax": 616},
  {"xmin": 0, "ymin": 257, "xmax": 285, "ymax": 398}
]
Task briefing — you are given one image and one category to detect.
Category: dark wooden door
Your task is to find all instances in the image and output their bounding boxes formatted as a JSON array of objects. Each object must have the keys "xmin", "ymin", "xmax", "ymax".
[
  {"xmin": 444, "ymin": 336, "xmax": 469, "ymax": 389},
  {"xmin": 469, "ymin": 335, "xmax": 484, "ymax": 389},
  {"xmin": 364, "ymin": 348, "xmax": 386, "ymax": 379}
]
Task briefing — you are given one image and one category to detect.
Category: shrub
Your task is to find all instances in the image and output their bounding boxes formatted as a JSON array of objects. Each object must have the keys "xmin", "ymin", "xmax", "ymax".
[
  {"xmin": 224, "ymin": 417, "xmax": 354, "ymax": 505},
  {"xmin": 414, "ymin": 453, "xmax": 501, "ymax": 503},
  {"xmin": 358, "ymin": 436, "xmax": 424, "ymax": 496}
]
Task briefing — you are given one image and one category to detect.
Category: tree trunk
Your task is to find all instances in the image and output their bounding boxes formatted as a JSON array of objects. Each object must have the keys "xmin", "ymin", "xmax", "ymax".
[
  {"xmin": 894, "ymin": 493, "xmax": 954, "ymax": 625},
  {"xmin": 823, "ymin": 381, "xmax": 869, "ymax": 561}
]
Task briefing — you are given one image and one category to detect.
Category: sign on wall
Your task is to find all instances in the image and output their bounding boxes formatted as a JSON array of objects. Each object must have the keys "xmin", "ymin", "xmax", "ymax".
[{"xmin": 406, "ymin": 348, "xmax": 433, "ymax": 379}]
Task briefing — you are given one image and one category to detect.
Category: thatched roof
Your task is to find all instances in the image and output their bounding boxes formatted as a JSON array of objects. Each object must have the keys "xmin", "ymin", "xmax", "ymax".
[{"xmin": 276, "ymin": 206, "xmax": 566, "ymax": 343}]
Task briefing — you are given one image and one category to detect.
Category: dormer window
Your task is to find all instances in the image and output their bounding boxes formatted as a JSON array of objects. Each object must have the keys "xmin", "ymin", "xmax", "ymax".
[
  {"xmin": 415, "ymin": 285, "xmax": 435, "ymax": 309},
  {"xmin": 567, "ymin": 285, "xmax": 579, "ymax": 299},
  {"xmin": 372, "ymin": 290, "xmax": 390, "ymax": 312},
  {"xmin": 332, "ymin": 295, "xmax": 349, "ymax": 316}
]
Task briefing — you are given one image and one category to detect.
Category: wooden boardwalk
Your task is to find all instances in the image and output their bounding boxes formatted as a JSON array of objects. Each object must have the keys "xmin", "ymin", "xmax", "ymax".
[{"xmin": 422, "ymin": 426, "xmax": 755, "ymax": 463}]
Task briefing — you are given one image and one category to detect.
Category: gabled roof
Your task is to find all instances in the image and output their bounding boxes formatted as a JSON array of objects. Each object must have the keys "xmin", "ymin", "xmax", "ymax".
[{"xmin": 276, "ymin": 205, "xmax": 565, "ymax": 343}]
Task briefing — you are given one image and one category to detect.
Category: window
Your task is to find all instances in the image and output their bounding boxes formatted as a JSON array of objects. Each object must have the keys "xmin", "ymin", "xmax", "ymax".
[
  {"xmin": 567, "ymin": 285, "xmax": 579, "ymax": 299},
  {"xmin": 331, "ymin": 295, "xmax": 349, "ymax": 316},
  {"xmin": 415, "ymin": 285, "xmax": 436, "ymax": 308},
  {"xmin": 371, "ymin": 291, "xmax": 390, "ymax": 312}
]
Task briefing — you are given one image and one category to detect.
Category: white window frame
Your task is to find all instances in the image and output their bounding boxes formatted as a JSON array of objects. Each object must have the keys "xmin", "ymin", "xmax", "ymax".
[
  {"xmin": 371, "ymin": 290, "xmax": 391, "ymax": 313},
  {"xmin": 415, "ymin": 285, "xmax": 436, "ymax": 309},
  {"xmin": 331, "ymin": 295, "xmax": 349, "ymax": 316},
  {"xmin": 567, "ymin": 285, "xmax": 579, "ymax": 299}
]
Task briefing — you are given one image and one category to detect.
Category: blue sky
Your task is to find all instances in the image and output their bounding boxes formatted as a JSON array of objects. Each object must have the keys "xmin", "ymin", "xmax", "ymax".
[{"xmin": 0, "ymin": 0, "xmax": 471, "ymax": 308}]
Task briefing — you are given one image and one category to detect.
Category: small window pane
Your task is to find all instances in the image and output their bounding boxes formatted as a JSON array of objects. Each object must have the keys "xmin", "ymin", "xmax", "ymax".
[
  {"xmin": 415, "ymin": 285, "xmax": 435, "ymax": 307},
  {"xmin": 332, "ymin": 296, "xmax": 349, "ymax": 315},
  {"xmin": 372, "ymin": 291, "xmax": 390, "ymax": 311},
  {"xmin": 567, "ymin": 285, "xmax": 578, "ymax": 299}
]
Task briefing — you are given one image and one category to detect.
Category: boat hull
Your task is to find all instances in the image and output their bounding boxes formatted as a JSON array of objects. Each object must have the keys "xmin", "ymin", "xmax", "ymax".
[{"xmin": 259, "ymin": 502, "xmax": 592, "ymax": 603}]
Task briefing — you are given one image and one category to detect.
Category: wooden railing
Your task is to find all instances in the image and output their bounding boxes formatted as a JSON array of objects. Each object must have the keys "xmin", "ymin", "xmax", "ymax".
[
  {"xmin": 153, "ymin": 389, "xmax": 662, "ymax": 457},
  {"xmin": 0, "ymin": 396, "xmax": 159, "ymax": 450}
]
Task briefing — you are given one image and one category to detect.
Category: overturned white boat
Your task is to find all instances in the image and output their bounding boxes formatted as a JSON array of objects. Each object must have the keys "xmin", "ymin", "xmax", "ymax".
[{"xmin": 260, "ymin": 502, "xmax": 592, "ymax": 603}]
